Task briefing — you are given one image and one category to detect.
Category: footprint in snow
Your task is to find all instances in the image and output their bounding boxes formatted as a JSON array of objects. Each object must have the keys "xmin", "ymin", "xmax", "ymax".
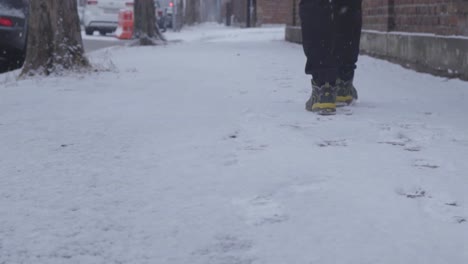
[
  {"xmin": 378, "ymin": 132, "xmax": 411, "ymax": 147},
  {"xmin": 233, "ymin": 195, "xmax": 288, "ymax": 226},
  {"xmin": 336, "ymin": 107, "xmax": 354, "ymax": 115},
  {"xmin": 378, "ymin": 130, "xmax": 423, "ymax": 152},
  {"xmin": 404, "ymin": 146, "xmax": 422, "ymax": 152},
  {"xmin": 317, "ymin": 139, "xmax": 347, "ymax": 147},
  {"xmin": 377, "ymin": 122, "xmax": 446, "ymax": 151},
  {"xmin": 242, "ymin": 144, "xmax": 268, "ymax": 152},
  {"xmin": 396, "ymin": 187, "xmax": 428, "ymax": 199},
  {"xmin": 412, "ymin": 159, "xmax": 439, "ymax": 169},
  {"xmin": 279, "ymin": 123, "xmax": 308, "ymax": 130},
  {"xmin": 396, "ymin": 187, "xmax": 466, "ymax": 224}
]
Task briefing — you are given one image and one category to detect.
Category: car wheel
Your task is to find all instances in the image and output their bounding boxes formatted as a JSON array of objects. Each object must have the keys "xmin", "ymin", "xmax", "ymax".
[
  {"xmin": 99, "ymin": 30, "xmax": 107, "ymax": 36},
  {"xmin": 85, "ymin": 27, "xmax": 94, "ymax": 35}
]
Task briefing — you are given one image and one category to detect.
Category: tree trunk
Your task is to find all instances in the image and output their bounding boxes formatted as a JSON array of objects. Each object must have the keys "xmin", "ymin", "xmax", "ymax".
[
  {"xmin": 174, "ymin": 0, "xmax": 184, "ymax": 31},
  {"xmin": 20, "ymin": 0, "xmax": 89, "ymax": 77},
  {"xmin": 185, "ymin": 0, "xmax": 201, "ymax": 25},
  {"xmin": 133, "ymin": 0, "xmax": 165, "ymax": 45}
]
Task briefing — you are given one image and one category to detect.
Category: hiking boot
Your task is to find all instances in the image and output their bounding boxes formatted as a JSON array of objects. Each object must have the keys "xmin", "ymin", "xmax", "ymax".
[
  {"xmin": 336, "ymin": 78, "xmax": 358, "ymax": 107},
  {"xmin": 305, "ymin": 80, "xmax": 337, "ymax": 115}
]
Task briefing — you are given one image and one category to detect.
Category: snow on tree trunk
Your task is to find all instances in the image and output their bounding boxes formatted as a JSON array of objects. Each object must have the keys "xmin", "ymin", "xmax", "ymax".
[
  {"xmin": 20, "ymin": 0, "xmax": 89, "ymax": 77},
  {"xmin": 133, "ymin": 0, "xmax": 165, "ymax": 45}
]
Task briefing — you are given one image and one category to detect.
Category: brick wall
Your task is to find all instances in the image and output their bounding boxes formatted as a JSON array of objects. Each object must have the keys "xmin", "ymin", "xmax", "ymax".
[
  {"xmin": 363, "ymin": 0, "xmax": 468, "ymax": 36},
  {"xmin": 256, "ymin": 0, "xmax": 293, "ymax": 25},
  {"xmin": 224, "ymin": 0, "xmax": 295, "ymax": 26},
  {"xmin": 286, "ymin": 0, "xmax": 300, "ymax": 26},
  {"xmin": 362, "ymin": 0, "xmax": 394, "ymax": 31}
]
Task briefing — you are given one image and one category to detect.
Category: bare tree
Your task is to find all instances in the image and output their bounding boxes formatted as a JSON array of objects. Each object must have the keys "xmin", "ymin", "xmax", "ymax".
[
  {"xmin": 133, "ymin": 0, "xmax": 165, "ymax": 45},
  {"xmin": 185, "ymin": 0, "xmax": 201, "ymax": 25},
  {"xmin": 20, "ymin": 0, "xmax": 89, "ymax": 77},
  {"xmin": 174, "ymin": 0, "xmax": 184, "ymax": 31}
]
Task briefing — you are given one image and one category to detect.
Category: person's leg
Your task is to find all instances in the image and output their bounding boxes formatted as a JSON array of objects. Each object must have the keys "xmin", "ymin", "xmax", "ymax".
[
  {"xmin": 332, "ymin": 0, "xmax": 362, "ymax": 105},
  {"xmin": 299, "ymin": 0, "xmax": 337, "ymax": 84},
  {"xmin": 333, "ymin": 0, "xmax": 362, "ymax": 81},
  {"xmin": 300, "ymin": 0, "xmax": 338, "ymax": 115}
]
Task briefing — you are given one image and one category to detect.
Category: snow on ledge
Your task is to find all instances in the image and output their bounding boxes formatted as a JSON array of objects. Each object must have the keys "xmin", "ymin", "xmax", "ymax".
[{"xmin": 363, "ymin": 29, "xmax": 468, "ymax": 40}]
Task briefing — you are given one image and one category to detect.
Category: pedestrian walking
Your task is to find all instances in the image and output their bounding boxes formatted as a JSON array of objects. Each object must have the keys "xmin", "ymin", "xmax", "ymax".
[{"xmin": 300, "ymin": 0, "xmax": 362, "ymax": 115}]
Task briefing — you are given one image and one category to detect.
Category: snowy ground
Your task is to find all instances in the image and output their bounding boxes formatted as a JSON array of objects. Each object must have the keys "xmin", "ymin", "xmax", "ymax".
[{"xmin": 1, "ymin": 24, "xmax": 468, "ymax": 264}]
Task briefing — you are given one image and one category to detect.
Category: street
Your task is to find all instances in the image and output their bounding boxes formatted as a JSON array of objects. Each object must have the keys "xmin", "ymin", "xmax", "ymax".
[{"xmin": 82, "ymin": 33, "xmax": 129, "ymax": 53}]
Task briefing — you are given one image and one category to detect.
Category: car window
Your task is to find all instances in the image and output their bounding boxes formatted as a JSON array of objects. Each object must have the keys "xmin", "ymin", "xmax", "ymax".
[
  {"xmin": 0, "ymin": 0, "xmax": 27, "ymax": 17},
  {"xmin": 0, "ymin": 0, "xmax": 26, "ymax": 9},
  {"xmin": 91, "ymin": 0, "xmax": 128, "ymax": 8}
]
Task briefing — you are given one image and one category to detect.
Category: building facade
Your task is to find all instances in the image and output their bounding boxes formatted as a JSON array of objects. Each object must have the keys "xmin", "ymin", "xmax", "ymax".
[
  {"xmin": 225, "ymin": 0, "xmax": 294, "ymax": 27},
  {"xmin": 363, "ymin": 0, "xmax": 468, "ymax": 36},
  {"xmin": 286, "ymin": 0, "xmax": 468, "ymax": 36}
]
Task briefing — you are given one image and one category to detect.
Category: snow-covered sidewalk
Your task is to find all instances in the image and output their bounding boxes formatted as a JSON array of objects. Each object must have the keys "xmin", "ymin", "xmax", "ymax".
[{"xmin": 1, "ymin": 24, "xmax": 467, "ymax": 264}]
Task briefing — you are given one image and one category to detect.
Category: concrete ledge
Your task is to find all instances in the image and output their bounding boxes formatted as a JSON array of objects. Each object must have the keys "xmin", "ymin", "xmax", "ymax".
[
  {"xmin": 285, "ymin": 26, "xmax": 468, "ymax": 81},
  {"xmin": 361, "ymin": 31, "xmax": 468, "ymax": 81},
  {"xmin": 285, "ymin": 26, "xmax": 302, "ymax": 44}
]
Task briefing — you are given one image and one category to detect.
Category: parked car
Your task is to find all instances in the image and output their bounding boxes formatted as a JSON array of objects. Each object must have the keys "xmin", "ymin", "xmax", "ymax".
[
  {"xmin": 155, "ymin": 0, "xmax": 167, "ymax": 32},
  {"xmin": 156, "ymin": 1, "xmax": 173, "ymax": 32},
  {"xmin": 83, "ymin": 0, "xmax": 133, "ymax": 36},
  {"xmin": 164, "ymin": 2, "xmax": 173, "ymax": 29},
  {"xmin": 0, "ymin": 0, "xmax": 28, "ymax": 71}
]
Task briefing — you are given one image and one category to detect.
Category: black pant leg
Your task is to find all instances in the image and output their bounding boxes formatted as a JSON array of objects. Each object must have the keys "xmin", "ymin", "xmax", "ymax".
[
  {"xmin": 299, "ymin": 0, "xmax": 337, "ymax": 84},
  {"xmin": 333, "ymin": 0, "xmax": 362, "ymax": 81}
]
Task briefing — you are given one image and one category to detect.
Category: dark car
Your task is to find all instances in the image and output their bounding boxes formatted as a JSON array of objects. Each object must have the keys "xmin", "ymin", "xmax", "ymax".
[
  {"xmin": 0, "ymin": 0, "xmax": 28, "ymax": 71},
  {"xmin": 155, "ymin": 1, "xmax": 167, "ymax": 32},
  {"xmin": 156, "ymin": 2, "xmax": 173, "ymax": 32}
]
